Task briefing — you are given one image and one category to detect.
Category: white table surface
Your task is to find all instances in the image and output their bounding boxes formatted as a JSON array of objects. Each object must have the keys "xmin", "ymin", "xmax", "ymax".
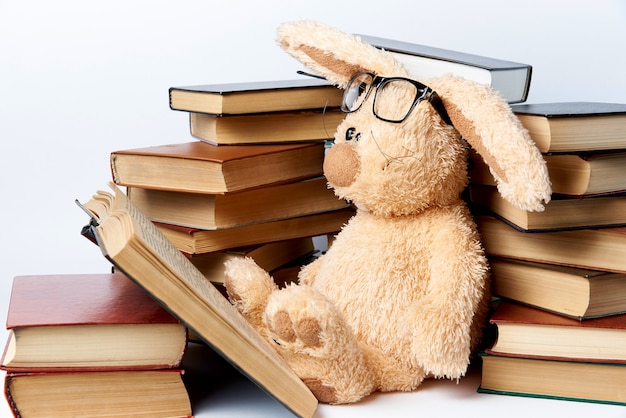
[{"xmin": 181, "ymin": 342, "xmax": 626, "ymax": 418}]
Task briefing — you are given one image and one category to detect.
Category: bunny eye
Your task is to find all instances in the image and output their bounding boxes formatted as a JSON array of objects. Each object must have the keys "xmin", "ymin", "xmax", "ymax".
[{"xmin": 346, "ymin": 127, "xmax": 361, "ymax": 142}]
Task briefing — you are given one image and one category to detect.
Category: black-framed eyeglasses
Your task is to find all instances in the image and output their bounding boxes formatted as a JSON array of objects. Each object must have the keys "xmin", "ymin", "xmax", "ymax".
[{"xmin": 341, "ymin": 72, "xmax": 452, "ymax": 125}]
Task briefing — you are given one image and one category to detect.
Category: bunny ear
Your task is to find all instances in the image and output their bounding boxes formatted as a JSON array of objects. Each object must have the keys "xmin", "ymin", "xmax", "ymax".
[
  {"xmin": 278, "ymin": 20, "xmax": 551, "ymax": 211},
  {"xmin": 277, "ymin": 20, "xmax": 408, "ymax": 87},
  {"xmin": 429, "ymin": 75, "xmax": 552, "ymax": 212}
]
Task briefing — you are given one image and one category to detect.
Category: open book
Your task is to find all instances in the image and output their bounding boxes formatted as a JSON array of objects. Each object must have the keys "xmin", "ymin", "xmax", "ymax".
[{"xmin": 77, "ymin": 183, "xmax": 317, "ymax": 418}]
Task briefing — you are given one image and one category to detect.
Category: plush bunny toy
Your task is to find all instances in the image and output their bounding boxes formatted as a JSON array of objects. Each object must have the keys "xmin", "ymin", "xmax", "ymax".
[{"xmin": 224, "ymin": 20, "xmax": 552, "ymax": 404}]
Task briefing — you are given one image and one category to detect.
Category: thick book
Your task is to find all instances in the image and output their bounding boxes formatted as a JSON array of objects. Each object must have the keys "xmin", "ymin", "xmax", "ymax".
[
  {"xmin": 190, "ymin": 110, "xmax": 344, "ymax": 145},
  {"xmin": 169, "ymin": 78, "xmax": 342, "ymax": 115},
  {"xmin": 1, "ymin": 274, "xmax": 187, "ymax": 372},
  {"xmin": 77, "ymin": 184, "xmax": 318, "ymax": 417},
  {"xmin": 187, "ymin": 237, "xmax": 315, "ymax": 284},
  {"xmin": 489, "ymin": 258, "xmax": 626, "ymax": 319},
  {"xmin": 111, "ymin": 141, "xmax": 325, "ymax": 194},
  {"xmin": 487, "ymin": 301, "xmax": 626, "ymax": 361},
  {"xmin": 126, "ymin": 176, "xmax": 349, "ymax": 230},
  {"xmin": 475, "ymin": 215, "xmax": 626, "ymax": 273},
  {"xmin": 155, "ymin": 208, "xmax": 354, "ymax": 254},
  {"xmin": 358, "ymin": 34, "xmax": 532, "ymax": 103},
  {"xmin": 511, "ymin": 102, "xmax": 626, "ymax": 153},
  {"xmin": 469, "ymin": 185, "xmax": 626, "ymax": 231},
  {"xmin": 479, "ymin": 352, "xmax": 626, "ymax": 406},
  {"xmin": 4, "ymin": 369, "xmax": 191, "ymax": 418},
  {"xmin": 469, "ymin": 149, "xmax": 626, "ymax": 196}
]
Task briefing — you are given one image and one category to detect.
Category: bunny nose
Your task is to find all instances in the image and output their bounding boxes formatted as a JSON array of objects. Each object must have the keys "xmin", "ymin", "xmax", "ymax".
[{"xmin": 323, "ymin": 142, "xmax": 360, "ymax": 187}]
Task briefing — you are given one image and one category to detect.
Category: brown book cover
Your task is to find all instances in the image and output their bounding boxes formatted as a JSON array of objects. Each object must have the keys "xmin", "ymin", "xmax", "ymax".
[
  {"xmin": 1, "ymin": 274, "xmax": 187, "ymax": 372},
  {"xmin": 6, "ymin": 274, "xmax": 180, "ymax": 329},
  {"xmin": 491, "ymin": 301, "xmax": 626, "ymax": 331},
  {"xmin": 111, "ymin": 141, "xmax": 325, "ymax": 194}
]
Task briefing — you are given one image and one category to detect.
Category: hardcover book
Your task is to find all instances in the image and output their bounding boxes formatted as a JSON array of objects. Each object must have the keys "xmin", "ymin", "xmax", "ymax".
[
  {"xmin": 479, "ymin": 353, "xmax": 626, "ymax": 406},
  {"xmin": 190, "ymin": 109, "xmax": 344, "ymax": 145},
  {"xmin": 469, "ymin": 149, "xmax": 626, "ymax": 196},
  {"xmin": 358, "ymin": 34, "xmax": 532, "ymax": 103},
  {"xmin": 489, "ymin": 258, "xmax": 626, "ymax": 319},
  {"xmin": 1, "ymin": 273, "xmax": 187, "ymax": 372},
  {"xmin": 111, "ymin": 141, "xmax": 325, "ymax": 194},
  {"xmin": 469, "ymin": 185, "xmax": 626, "ymax": 231},
  {"xmin": 154, "ymin": 208, "xmax": 354, "ymax": 255},
  {"xmin": 4, "ymin": 369, "xmax": 191, "ymax": 418},
  {"xmin": 475, "ymin": 215, "xmax": 626, "ymax": 273},
  {"xmin": 511, "ymin": 102, "xmax": 626, "ymax": 153},
  {"xmin": 77, "ymin": 184, "xmax": 318, "ymax": 417},
  {"xmin": 487, "ymin": 301, "xmax": 626, "ymax": 361},
  {"xmin": 126, "ymin": 176, "xmax": 349, "ymax": 230},
  {"xmin": 169, "ymin": 78, "xmax": 342, "ymax": 115},
  {"xmin": 187, "ymin": 237, "xmax": 315, "ymax": 284}
]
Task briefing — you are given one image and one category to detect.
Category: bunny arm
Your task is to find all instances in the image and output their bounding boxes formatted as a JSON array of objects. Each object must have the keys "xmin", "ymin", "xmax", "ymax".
[
  {"xmin": 224, "ymin": 257, "xmax": 279, "ymax": 339},
  {"xmin": 403, "ymin": 205, "xmax": 489, "ymax": 378}
]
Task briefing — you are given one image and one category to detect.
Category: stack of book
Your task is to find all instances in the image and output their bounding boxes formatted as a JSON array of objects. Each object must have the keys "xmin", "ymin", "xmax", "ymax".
[
  {"xmin": 111, "ymin": 78, "xmax": 353, "ymax": 286},
  {"xmin": 1, "ymin": 273, "xmax": 191, "ymax": 417},
  {"xmin": 468, "ymin": 101, "xmax": 626, "ymax": 405}
]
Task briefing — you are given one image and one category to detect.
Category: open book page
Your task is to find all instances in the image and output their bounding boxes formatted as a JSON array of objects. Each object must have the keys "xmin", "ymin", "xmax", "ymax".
[{"xmin": 80, "ymin": 184, "xmax": 317, "ymax": 418}]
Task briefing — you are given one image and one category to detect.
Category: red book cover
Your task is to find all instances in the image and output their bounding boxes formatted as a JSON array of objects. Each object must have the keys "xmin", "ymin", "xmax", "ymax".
[
  {"xmin": 490, "ymin": 301, "xmax": 626, "ymax": 331},
  {"xmin": 6, "ymin": 273, "xmax": 181, "ymax": 329},
  {"xmin": 2, "ymin": 274, "xmax": 187, "ymax": 372}
]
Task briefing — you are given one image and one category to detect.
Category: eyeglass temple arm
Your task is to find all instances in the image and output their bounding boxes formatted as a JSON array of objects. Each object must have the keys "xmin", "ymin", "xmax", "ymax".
[{"xmin": 425, "ymin": 91, "xmax": 452, "ymax": 126}]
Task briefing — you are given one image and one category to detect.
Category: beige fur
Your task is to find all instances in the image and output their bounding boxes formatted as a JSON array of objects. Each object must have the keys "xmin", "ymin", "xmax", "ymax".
[{"xmin": 225, "ymin": 20, "xmax": 552, "ymax": 404}]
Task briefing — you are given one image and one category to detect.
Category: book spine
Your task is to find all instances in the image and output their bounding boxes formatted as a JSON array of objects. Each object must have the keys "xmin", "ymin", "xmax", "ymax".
[{"xmin": 3, "ymin": 375, "xmax": 20, "ymax": 418}]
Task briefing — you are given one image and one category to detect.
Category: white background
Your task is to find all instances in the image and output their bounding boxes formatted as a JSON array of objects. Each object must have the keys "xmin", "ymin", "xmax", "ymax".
[{"xmin": 1, "ymin": 1, "xmax": 626, "ymax": 417}]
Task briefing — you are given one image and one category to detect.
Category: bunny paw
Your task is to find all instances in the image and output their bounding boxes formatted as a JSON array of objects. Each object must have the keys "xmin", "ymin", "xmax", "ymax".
[
  {"xmin": 271, "ymin": 309, "xmax": 323, "ymax": 348},
  {"xmin": 264, "ymin": 285, "xmax": 377, "ymax": 404},
  {"xmin": 265, "ymin": 285, "xmax": 338, "ymax": 357}
]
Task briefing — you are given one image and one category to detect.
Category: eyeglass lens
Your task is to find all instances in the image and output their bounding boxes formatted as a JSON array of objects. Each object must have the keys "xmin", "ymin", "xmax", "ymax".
[
  {"xmin": 373, "ymin": 79, "xmax": 420, "ymax": 122},
  {"xmin": 342, "ymin": 72, "xmax": 428, "ymax": 123},
  {"xmin": 342, "ymin": 73, "xmax": 374, "ymax": 112}
]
